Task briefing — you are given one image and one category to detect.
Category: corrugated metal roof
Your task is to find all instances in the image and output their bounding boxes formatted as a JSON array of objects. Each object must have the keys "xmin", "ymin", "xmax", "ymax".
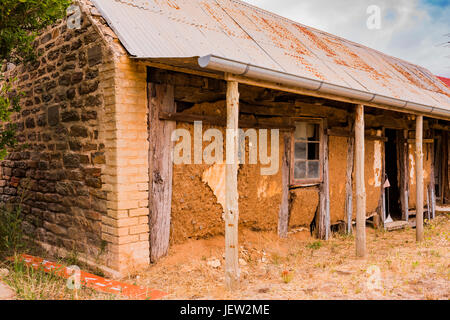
[{"xmin": 92, "ymin": 0, "xmax": 450, "ymax": 112}]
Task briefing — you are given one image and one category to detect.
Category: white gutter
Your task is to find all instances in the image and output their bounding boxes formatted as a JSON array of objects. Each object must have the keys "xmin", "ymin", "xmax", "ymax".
[{"xmin": 198, "ymin": 55, "xmax": 450, "ymax": 119}]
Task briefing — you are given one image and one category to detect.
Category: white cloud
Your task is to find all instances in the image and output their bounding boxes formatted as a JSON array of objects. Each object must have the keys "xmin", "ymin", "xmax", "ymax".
[{"xmin": 244, "ymin": 0, "xmax": 450, "ymax": 77}]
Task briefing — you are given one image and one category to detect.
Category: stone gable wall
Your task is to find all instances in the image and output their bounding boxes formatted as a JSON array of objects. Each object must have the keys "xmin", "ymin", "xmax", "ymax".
[
  {"xmin": 0, "ymin": 7, "xmax": 110, "ymax": 263},
  {"xmin": 0, "ymin": 1, "xmax": 151, "ymax": 276}
]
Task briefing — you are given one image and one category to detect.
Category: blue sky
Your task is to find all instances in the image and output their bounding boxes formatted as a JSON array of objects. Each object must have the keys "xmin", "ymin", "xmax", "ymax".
[
  {"xmin": 423, "ymin": 0, "xmax": 449, "ymax": 6},
  {"xmin": 245, "ymin": 0, "xmax": 450, "ymax": 77}
]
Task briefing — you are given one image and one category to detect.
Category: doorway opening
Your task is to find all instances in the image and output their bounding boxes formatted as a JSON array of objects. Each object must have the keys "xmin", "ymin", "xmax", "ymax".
[
  {"xmin": 385, "ymin": 129, "xmax": 402, "ymax": 220},
  {"xmin": 434, "ymin": 135, "xmax": 442, "ymax": 200},
  {"xmin": 434, "ymin": 130, "xmax": 449, "ymax": 204}
]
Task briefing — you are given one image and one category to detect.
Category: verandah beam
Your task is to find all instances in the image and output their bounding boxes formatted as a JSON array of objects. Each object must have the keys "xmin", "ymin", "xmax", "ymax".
[
  {"xmin": 416, "ymin": 115, "xmax": 424, "ymax": 242},
  {"xmin": 355, "ymin": 104, "xmax": 367, "ymax": 257},
  {"xmin": 225, "ymin": 80, "xmax": 240, "ymax": 290}
]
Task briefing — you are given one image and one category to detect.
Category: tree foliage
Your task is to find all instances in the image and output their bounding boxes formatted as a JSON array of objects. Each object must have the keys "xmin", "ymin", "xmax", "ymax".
[
  {"xmin": 1, "ymin": 0, "xmax": 71, "ymax": 63},
  {"xmin": 0, "ymin": 0, "xmax": 71, "ymax": 159}
]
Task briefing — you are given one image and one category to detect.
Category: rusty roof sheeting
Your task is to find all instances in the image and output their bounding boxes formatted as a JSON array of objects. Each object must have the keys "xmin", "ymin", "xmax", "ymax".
[{"xmin": 92, "ymin": 0, "xmax": 450, "ymax": 112}]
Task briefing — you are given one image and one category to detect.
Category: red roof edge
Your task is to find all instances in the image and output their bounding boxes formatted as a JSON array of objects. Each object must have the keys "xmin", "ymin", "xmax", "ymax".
[{"xmin": 437, "ymin": 76, "xmax": 450, "ymax": 87}]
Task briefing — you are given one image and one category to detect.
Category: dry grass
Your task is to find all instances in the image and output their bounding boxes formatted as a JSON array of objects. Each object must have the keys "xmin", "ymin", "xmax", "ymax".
[
  {"xmin": 1, "ymin": 215, "xmax": 448, "ymax": 300},
  {"xmin": 133, "ymin": 214, "xmax": 449, "ymax": 300}
]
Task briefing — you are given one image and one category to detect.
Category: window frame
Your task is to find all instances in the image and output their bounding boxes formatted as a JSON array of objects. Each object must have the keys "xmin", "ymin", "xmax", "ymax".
[{"xmin": 290, "ymin": 118, "xmax": 324, "ymax": 186}]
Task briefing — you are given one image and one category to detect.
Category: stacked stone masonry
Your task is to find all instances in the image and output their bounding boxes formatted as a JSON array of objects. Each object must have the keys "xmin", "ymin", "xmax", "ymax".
[{"xmin": 0, "ymin": 1, "xmax": 151, "ymax": 276}]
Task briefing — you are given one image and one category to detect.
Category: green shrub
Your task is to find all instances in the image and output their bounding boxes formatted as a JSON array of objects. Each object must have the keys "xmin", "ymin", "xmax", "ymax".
[
  {"xmin": 0, "ymin": 203, "xmax": 24, "ymax": 256},
  {"xmin": 307, "ymin": 240, "xmax": 323, "ymax": 250}
]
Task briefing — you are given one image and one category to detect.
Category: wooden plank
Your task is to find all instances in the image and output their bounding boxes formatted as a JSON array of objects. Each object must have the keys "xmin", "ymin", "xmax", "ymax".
[
  {"xmin": 416, "ymin": 115, "xmax": 424, "ymax": 242},
  {"xmin": 345, "ymin": 120, "xmax": 355, "ymax": 234},
  {"xmin": 318, "ymin": 120, "xmax": 331, "ymax": 240},
  {"xmin": 385, "ymin": 220, "xmax": 409, "ymax": 232},
  {"xmin": 430, "ymin": 123, "xmax": 450, "ymax": 131},
  {"xmin": 148, "ymin": 82, "xmax": 176, "ymax": 263},
  {"xmin": 239, "ymin": 102, "xmax": 295, "ymax": 117},
  {"xmin": 355, "ymin": 105, "xmax": 367, "ymax": 257},
  {"xmin": 327, "ymin": 128, "xmax": 350, "ymax": 137},
  {"xmin": 224, "ymin": 80, "xmax": 240, "ymax": 291},
  {"xmin": 407, "ymin": 139, "xmax": 434, "ymax": 144},
  {"xmin": 159, "ymin": 111, "xmax": 295, "ymax": 130},
  {"xmin": 365, "ymin": 136, "xmax": 388, "ymax": 142},
  {"xmin": 326, "ymin": 128, "xmax": 388, "ymax": 141},
  {"xmin": 144, "ymin": 60, "xmax": 224, "ymax": 80},
  {"xmin": 278, "ymin": 132, "xmax": 291, "ymax": 238}
]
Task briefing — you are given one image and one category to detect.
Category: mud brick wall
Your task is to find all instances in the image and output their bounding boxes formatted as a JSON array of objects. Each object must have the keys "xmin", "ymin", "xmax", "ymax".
[{"xmin": 0, "ymin": 10, "xmax": 111, "ymax": 264}]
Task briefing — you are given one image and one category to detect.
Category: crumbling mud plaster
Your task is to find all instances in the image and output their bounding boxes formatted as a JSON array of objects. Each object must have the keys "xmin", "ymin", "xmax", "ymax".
[
  {"xmin": 349, "ymin": 140, "xmax": 382, "ymax": 217},
  {"xmin": 373, "ymin": 140, "xmax": 383, "ymax": 188},
  {"xmin": 329, "ymin": 137, "xmax": 383, "ymax": 224},
  {"xmin": 328, "ymin": 136, "xmax": 348, "ymax": 224},
  {"xmin": 289, "ymin": 187, "xmax": 319, "ymax": 227},
  {"xmin": 170, "ymin": 101, "xmax": 284, "ymax": 244}
]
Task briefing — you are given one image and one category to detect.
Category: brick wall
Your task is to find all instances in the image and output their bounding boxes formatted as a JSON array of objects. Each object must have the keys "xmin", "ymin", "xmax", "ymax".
[{"xmin": 101, "ymin": 55, "xmax": 150, "ymax": 274}]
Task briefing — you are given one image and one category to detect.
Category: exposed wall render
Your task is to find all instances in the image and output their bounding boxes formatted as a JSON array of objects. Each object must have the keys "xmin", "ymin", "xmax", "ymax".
[
  {"xmin": 409, "ymin": 144, "xmax": 416, "ymax": 185},
  {"xmin": 202, "ymin": 163, "xmax": 226, "ymax": 212},
  {"xmin": 373, "ymin": 140, "xmax": 382, "ymax": 188}
]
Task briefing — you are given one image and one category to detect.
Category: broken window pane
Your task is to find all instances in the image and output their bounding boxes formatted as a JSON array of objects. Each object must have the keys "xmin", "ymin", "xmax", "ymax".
[
  {"xmin": 308, "ymin": 142, "xmax": 320, "ymax": 160},
  {"xmin": 295, "ymin": 142, "xmax": 307, "ymax": 159},
  {"xmin": 294, "ymin": 122, "xmax": 307, "ymax": 140},
  {"xmin": 307, "ymin": 161, "xmax": 320, "ymax": 178},
  {"xmin": 294, "ymin": 161, "xmax": 306, "ymax": 179},
  {"xmin": 292, "ymin": 120, "xmax": 322, "ymax": 183},
  {"xmin": 307, "ymin": 123, "xmax": 319, "ymax": 141}
]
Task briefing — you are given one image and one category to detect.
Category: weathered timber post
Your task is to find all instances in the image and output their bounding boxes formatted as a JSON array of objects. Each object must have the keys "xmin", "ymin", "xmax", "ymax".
[
  {"xmin": 148, "ymin": 81, "xmax": 176, "ymax": 262},
  {"xmin": 400, "ymin": 130, "xmax": 409, "ymax": 221},
  {"xmin": 278, "ymin": 132, "xmax": 291, "ymax": 238},
  {"xmin": 416, "ymin": 115, "xmax": 424, "ymax": 242},
  {"xmin": 345, "ymin": 121, "xmax": 355, "ymax": 234},
  {"xmin": 318, "ymin": 122, "xmax": 330, "ymax": 240},
  {"xmin": 355, "ymin": 104, "xmax": 367, "ymax": 257},
  {"xmin": 429, "ymin": 130, "xmax": 436, "ymax": 220},
  {"xmin": 225, "ymin": 80, "xmax": 240, "ymax": 290}
]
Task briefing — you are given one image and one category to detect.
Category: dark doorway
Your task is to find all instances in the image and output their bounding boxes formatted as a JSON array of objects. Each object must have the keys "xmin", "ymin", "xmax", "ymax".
[
  {"xmin": 434, "ymin": 130, "xmax": 450, "ymax": 204},
  {"xmin": 385, "ymin": 129, "xmax": 402, "ymax": 219},
  {"xmin": 434, "ymin": 135, "xmax": 442, "ymax": 200}
]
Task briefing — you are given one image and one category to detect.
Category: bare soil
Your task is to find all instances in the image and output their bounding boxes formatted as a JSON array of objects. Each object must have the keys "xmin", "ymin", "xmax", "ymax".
[{"xmin": 135, "ymin": 214, "xmax": 449, "ymax": 300}]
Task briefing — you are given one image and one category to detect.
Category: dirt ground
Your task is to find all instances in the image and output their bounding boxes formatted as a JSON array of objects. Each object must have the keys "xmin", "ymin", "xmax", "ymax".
[{"xmin": 134, "ymin": 214, "xmax": 449, "ymax": 300}]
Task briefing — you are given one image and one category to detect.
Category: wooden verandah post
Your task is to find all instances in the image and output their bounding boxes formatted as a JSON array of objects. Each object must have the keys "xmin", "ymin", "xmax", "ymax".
[
  {"xmin": 278, "ymin": 133, "xmax": 291, "ymax": 238},
  {"xmin": 345, "ymin": 119, "xmax": 355, "ymax": 234},
  {"xmin": 416, "ymin": 115, "xmax": 424, "ymax": 242},
  {"xmin": 355, "ymin": 104, "xmax": 367, "ymax": 258},
  {"xmin": 225, "ymin": 80, "xmax": 240, "ymax": 290},
  {"xmin": 399, "ymin": 130, "xmax": 410, "ymax": 222},
  {"xmin": 318, "ymin": 121, "xmax": 331, "ymax": 240}
]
